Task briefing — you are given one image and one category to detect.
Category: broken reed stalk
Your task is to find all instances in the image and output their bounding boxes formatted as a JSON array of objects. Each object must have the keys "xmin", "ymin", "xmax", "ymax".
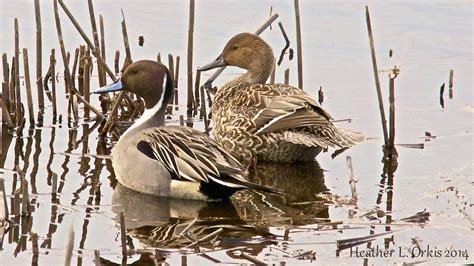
[
  {"xmin": 178, "ymin": 218, "xmax": 198, "ymax": 237},
  {"xmin": 202, "ymin": 13, "xmax": 279, "ymax": 89},
  {"xmin": 439, "ymin": 82, "xmax": 445, "ymax": 108},
  {"xmin": 200, "ymin": 86, "xmax": 210, "ymax": 135},
  {"xmin": 114, "ymin": 50, "xmax": 120, "ymax": 75},
  {"xmin": 14, "ymin": 18, "xmax": 21, "ymax": 127},
  {"xmin": 235, "ymin": 250, "xmax": 266, "ymax": 265},
  {"xmin": 84, "ymin": 49, "xmax": 91, "ymax": 119},
  {"xmin": 34, "ymin": 0, "xmax": 44, "ymax": 110},
  {"xmin": 57, "ymin": 0, "xmax": 112, "ymax": 111},
  {"xmin": 2, "ymin": 54, "xmax": 10, "ymax": 107},
  {"xmin": 193, "ymin": 70, "xmax": 201, "ymax": 115},
  {"xmin": 70, "ymin": 48, "xmax": 80, "ymax": 87},
  {"xmin": 284, "ymin": 68, "xmax": 289, "ymax": 85},
  {"xmin": 277, "ymin": 22, "xmax": 290, "ymax": 66},
  {"xmin": 185, "ymin": 228, "xmax": 223, "ymax": 248},
  {"xmin": 318, "ymin": 86, "xmax": 324, "ymax": 105},
  {"xmin": 121, "ymin": 9, "xmax": 132, "ymax": 68},
  {"xmin": 88, "ymin": 0, "xmax": 105, "ymax": 87},
  {"xmin": 78, "ymin": 46, "xmax": 85, "ymax": 95},
  {"xmin": 448, "ymin": 69, "xmax": 454, "ymax": 99},
  {"xmin": 119, "ymin": 211, "xmax": 127, "ymax": 255},
  {"xmin": 22, "ymin": 48, "xmax": 35, "ymax": 126},
  {"xmin": 0, "ymin": 95, "xmax": 14, "ymax": 128},
  {"xmin": 99, "ymin": 15, "xmax": 106, "ymax": 85},
  {"xmin": 54, "ymin": 0, "xmax": 79, "ymax": 122},
  {"xmin": 187, "ymin": 0, "xmax": 195, "ymax": 116},
  {"xmin": 388, "ymin": 67, "xmax": 399, "ymax": 156},
  {"xmin": 294, "ymin": 0, "xmax": 303, "ymax": 89},
  {"xmin": 365, "ymin": 6, "xmax": 389, "ymax": 147},
  {"xmin": 50, "ymin": 49, "xmax": 58, "ymax": 119},
  {"xmin": 270, "ymin": 64, "xmax": 276, "ymax": 84},
  {"xmin": 179, "ymin": 115, "xmax": 184, "ymax": 126},
  {"xmin": 346, "ymin": 156, "xmax": 358, "ymax": 202},
  {"xmin": 64, "ymin": 223, "xmax": 74, "ymax": 266},
  {"xmin": 174, "ymin": 56, "xmax": 180, "ymax": 110},
  {"xmin": 168, "ymin": 54, "xmax": 175, "ymax": 113}
]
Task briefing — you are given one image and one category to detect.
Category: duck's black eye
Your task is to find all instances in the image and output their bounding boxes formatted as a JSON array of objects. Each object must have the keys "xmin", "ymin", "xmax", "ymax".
[
  {"xmin": 131, "ymin": 69, "xmax": 138, "ymax": 74},
  {"xmin": 232, "ymin": 45, "xmax": 239, "ymax": 50}
]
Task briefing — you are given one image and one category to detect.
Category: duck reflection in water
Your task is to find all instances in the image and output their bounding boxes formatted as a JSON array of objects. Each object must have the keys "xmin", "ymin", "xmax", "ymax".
[{"xmin": 111, "ymin": 160, "xmax": 328, "ymax": 253}]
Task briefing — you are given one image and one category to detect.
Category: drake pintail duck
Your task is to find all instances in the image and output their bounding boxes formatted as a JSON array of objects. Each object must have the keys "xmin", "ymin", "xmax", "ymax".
[
  {"xmin": 198, "ymin": 33, "xmax": 365, "ymax": 164},
  {"xmin": 94, "ymin": 60, "xmax": 276, "ymax": 200}
]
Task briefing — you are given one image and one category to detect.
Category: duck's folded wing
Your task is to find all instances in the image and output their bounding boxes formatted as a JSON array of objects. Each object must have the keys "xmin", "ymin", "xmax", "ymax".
[
  {"xmin": 136, "ymin": 126, "xmax": 247, "ymax": 186},
  {"xmin": 248, "ymin": 85, "xmax": 333, "ymax": 135}
]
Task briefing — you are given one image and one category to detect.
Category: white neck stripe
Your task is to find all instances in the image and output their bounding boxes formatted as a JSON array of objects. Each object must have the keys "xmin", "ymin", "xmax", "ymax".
[{"xmin": 124, "ymin": 73, "xmax": 167, "ymax": 134}]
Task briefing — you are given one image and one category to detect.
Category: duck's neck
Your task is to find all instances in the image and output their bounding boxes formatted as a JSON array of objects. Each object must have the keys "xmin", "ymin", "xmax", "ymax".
[{"xmin": 122, "ymin": 105, "xmax": 165, "ymax": 139}]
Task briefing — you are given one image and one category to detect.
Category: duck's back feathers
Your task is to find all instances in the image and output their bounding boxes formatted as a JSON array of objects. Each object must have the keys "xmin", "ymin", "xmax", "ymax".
[
  {"xmin": 217, "ymin": 83, "xmax": 365, "ymax": 149},
  {"xmin": 136, "ymin": 126, "xmax": 280, "ymax": 196}
]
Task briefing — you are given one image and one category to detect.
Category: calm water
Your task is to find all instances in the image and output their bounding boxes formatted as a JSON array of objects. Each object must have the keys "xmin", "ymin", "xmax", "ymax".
[{"xmin": 0, "ymin": 0, "xmax": 473, "ymax": 264}]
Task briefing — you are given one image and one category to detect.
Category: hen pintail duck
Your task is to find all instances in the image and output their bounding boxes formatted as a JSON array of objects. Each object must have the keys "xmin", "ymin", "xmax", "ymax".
[
  {"xmin": 198, "ymin": 33, "xmax": 365, "ymax": 164},
  {"xmin": 94, "ymin": 60, "xmax": 277, "ymax": 200}
]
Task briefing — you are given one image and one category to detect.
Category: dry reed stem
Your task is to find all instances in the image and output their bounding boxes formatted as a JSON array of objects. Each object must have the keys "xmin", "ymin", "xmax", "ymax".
[
  {"xmin": 0, "ymin": 94, "xmax": 14, "ymax": 128},
  {"xmin": 294, "ymin": 0, "xmax": 303, "ymax": 89},
  {"xmin": 34, "ymin": 0, "xmax": 44, "ymax": 110},
  {"xmin": 187, "ymin": 0, "xmax": 195, "ymax": 115},
  {"xmin": 22, "ymin": 48, "xmax": 35, "ymax": 127},
  {"xmin": 50, "ymin": 49, "xmax": 57, "ymax": 119},
  {"xmin": 365, "ymin": 6, "xmax": 389, "ymax": 147},
  {"xmin": 14, "ymin": 19, "xmax": 21, "ymax": 127}
]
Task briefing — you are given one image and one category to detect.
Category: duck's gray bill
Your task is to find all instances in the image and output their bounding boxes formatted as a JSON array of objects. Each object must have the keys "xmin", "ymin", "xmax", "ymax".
[
  {"xmin": 93, "ymin": 79, "xmax": 123, "ymax": 94},
  {"xmin": 198, "ymin": 55, "xmax": 227, "ymax": 71}
]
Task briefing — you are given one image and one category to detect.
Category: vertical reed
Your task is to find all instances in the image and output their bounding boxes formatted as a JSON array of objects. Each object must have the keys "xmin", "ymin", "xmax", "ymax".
[
  {"xmin": 121, "ymin": 10, "xmax": 132, "ymax": 69},
  {"xmin": 448, "ymin": 69, "xmax": 454, "ymax": 99},
  {"xmin": 187, "ymin": 0, "xmax": 195, "ymax": 115},
  {"xmin": 294, "ymin": 0, "xmax": 303, "ymax": 89},
  {"xmin": 0, "ymin": 95, "xmax": 14, "ymax": 128},
  {"xmin": 270, "ymin": 64, "xmax": 276, "ymax": 84},
  {"xmin": 284, "ymin": 68, "xmax": 289, "ymax": 85},
  {"xmin": 114, "ymin": 50, "xmax": 120, "ymax": 75},
  {"xmin": 318, "ymin": 86, "xmax": 324, "ymax": 105},
  {"xmin": 14, "ymin": 18, "xmax": 21, "ymax": 126},
  {"xmin": 168, "ymin": 54, "xmax": 175, "ymax": 113},
  {"xmin": 50, "ymin": 49, "xmax": 57, "ymax": 119},
  {"xmin": 34, "ymin": 0, "xmax": 44, "ymax": 110},
  {"xmin": 2, "ymin": 54, "xmax": 10, "ymax": 108},
  {"xmin": 200, "ymin": 86, "xmax": 209, "ymax": 135},
  {"xmin": 88, "ymin": 0, "xmax": 105, "ymax": 86},
  {"xmin": 174, "ymin": 56, "xmax": 180, "ymax": 110},
  {"xmin": 388, "ymin": 68, "xmax": 399, "ymax": 156},
  {"xmin": 157, "ymin": 53, "xmax": 161, "ymax": 64},
  {"xmin": 70, "ymin": 48, "xmax": 79, "ymax": 87},
  {"xmin": 9, "ymin": 57, "xmax": 16, "ymax": 109},
  {"xmin": 193, "ymin": 69, "xmax": 201, "ymax": 115},
  {"xmin": 84, "ymin": 49, "xmax": 91, "ymax": 119},
  {"xmin": 99, "ymin": 15, "xmax": 106, "ymax": 83},
  {"xmin": 365, "ymin": 6, "xmax": 389, "ymax": 147},
  {"xmin": 22, "ymin": 48, "xmax": 35, "ymax": 127}
]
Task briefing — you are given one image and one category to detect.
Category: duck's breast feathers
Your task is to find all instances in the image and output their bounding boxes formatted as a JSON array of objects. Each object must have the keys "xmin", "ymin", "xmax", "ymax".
[
  {"xmin": 228, "ymin": 83, "xmax": 334, "ymax": 135},
  {"xmin": 136, "ymin": 126, "xmax": 247, "ymax": 185}
]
